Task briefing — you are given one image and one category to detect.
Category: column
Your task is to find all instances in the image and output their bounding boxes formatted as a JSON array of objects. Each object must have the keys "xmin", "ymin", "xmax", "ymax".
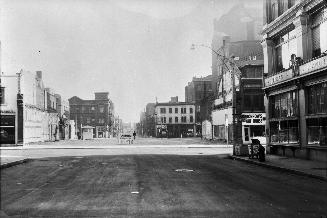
[
  {"xmin": 293, "ymin": 11, "xmax": 310, "ymax": 61},
  {"xmin": 297, "ymin": 83, "xmax": 307, "ymax": 148}
]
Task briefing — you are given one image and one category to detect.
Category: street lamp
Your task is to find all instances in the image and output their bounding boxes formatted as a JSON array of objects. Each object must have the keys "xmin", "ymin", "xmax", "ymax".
[{"xmin": 191, "ymin": 43, "xmax": 241, "ymax": 155}]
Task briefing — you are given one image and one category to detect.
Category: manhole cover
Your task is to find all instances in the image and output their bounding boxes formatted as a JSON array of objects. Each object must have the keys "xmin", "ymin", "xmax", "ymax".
[{"xmin": 175, "ymin": 169, "xmax": 194, "ymax": 172}]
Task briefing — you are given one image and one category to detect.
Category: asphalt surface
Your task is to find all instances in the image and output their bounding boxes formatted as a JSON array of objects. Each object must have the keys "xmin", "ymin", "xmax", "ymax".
[{"xmin": 1, "ymin": 154, "xmax": 326, "ymax": 218}]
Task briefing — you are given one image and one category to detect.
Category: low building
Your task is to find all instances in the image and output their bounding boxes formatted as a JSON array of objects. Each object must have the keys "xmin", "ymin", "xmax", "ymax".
[
  {"xmin": 69, "ymin": 92, "xmax": 114, "ymax": 139},
  {"xmin": 262, "ymin": 0, "xmax": 327, "ymax": 161},
  {"xmin": 155, "ymin": 97, "xmax": 196, "ymax": 138}
]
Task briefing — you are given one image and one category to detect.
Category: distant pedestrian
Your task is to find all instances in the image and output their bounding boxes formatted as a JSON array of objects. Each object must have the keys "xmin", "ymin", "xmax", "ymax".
[{"xmin": 133, "ymin": 131, "xmax": 136, "ymax": 140}]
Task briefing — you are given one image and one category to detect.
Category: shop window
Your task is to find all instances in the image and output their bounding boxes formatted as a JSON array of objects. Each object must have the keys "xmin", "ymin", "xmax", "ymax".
[
  {"xmin": 269, "ymin": 120, "xmax": 299, "ymax": 144},
  {"xmin": 270, "ymin": 91, "xmax": 298, "ymax": 118},
  {"xmin": 307, "ymin": 82, "xmax": 327, "ymax": 115},
  {"xmin": 307, "ymin": 118, "xmax": 327, "ymax": 146}
]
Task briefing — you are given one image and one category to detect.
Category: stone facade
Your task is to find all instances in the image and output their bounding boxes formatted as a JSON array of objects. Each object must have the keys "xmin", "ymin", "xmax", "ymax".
[
  {"xmin": 262, "ymin": 0, "xmax": 327, "ymax": 161},
  {"xmin": 155, "ymin": 101, "xmax": 196, "ymax": 138}
]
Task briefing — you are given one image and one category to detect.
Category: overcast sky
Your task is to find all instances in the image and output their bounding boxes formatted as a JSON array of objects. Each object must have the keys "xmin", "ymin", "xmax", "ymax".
[{"xmin": 0, "ymin": 0, "xmax": 261, "ymax": 123}]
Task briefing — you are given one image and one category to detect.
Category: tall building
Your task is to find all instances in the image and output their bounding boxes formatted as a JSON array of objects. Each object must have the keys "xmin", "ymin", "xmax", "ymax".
[
  {"xmin": 211, "ymin": 39, "xmax": 264, "ymax": 147},
  {"xmin": 155, "ymin": 97, "xmax": 196, "ymax": 138},
  {"xmin": 212, "ymin": 3, "xmax": 263, "ymax": 94},
  {"xmin": 262, "ymin": 0, "xmax": 327, "ymax": 161},
  {"xmin": 185, "ymin": 75, "xmax": 214, "ymax": 135},
  {"xmin": 69, "ymin": 92, "xmax": 114, "ymax": 139}
]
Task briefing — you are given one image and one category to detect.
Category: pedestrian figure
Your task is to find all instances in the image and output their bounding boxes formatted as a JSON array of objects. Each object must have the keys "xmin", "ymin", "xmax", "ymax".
[
  {"xmin": 258, "ymin": 143, "xmax": 265, "ymax": 162},
  {"xmin": 133, "ymin": 131, "xmax": 136, "ymax": 140}
]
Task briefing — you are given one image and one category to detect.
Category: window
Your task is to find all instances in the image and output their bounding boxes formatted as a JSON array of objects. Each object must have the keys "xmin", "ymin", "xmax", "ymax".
[
  {"xmin": 274, "ymin": 28, "xmax": 297, "ymax": 72},
  {"xmin": 270, "ymin": 91, "xmax": 298, "ymax": 118},
  {"xmin": 307, "ymin": 82, "xmax": 327, "ymax": 115},
  {"xmin": 160, "ymin": 108, "xmax": 166, "ymax": 114},
  {"xmin": 99, "ymin": 118, "xmax": 105, "ymax": 124},
  {"xmin": 181, "ymin": 116, "xmax": 186, "ymax": 123},
  {"xmin": 0, "ymin": 87, "xmax": 5, "ymax": 104},
  {"xmin": 190, "ymin": 108, "xmax": 193, "ymax": 114},
  {"xmin": 311, "ymin": 11, "xmax": 327, "ymax": 58},
  {"xmin": 270, "ymin": 120, "xmax": 299, "ymax": 144},
  {"xmin": 243, "ymin": 89, "xmax": 264, "ymax": 112},
  {"xmin": 91, "ymin": 106, "xmax": 95, "ymax": 111},
  {"xmin": 243, "ymin": 67, "xmax": 263, "ymax": 78},
  {"xmin": 175, "ymin": 117, "xmax": 178, "ymax": 123},
  {"xmin": 190, "ymin": 116, "xmax": 194, "ymax": 123},
  {"xmin": 175, "ymin": 108, "xmax": 178, "ymax": 113},
  {"xmin": 307, "ymin": 118, "xmax": 327, "ymax": 146},
  {"xmin": 86, "ymin": 118, "xmax": 91, "ymax": 124},
  {"xmin": 81, "ymin": 106, "xmax": 85, "ymax": 113},
  {"xmin": 169, "ymin": 108, "xmax": 172, "ymax": 113},
  {"xmin": 169, "ymin": 117, "xmax": 172, "ymax": 123},
  {"xmin": 99, "ymin": 105, "xmax": 105, "ymax": 113},
  {"xmin": 181, "ymin": 108, "xmax": 186, "ymax": 114},
  {"xmin": 161, "ymin": 117, "xmax": 166, "ymax": 123}
]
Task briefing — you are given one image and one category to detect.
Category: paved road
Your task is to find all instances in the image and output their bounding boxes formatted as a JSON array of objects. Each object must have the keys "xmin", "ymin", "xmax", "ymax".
[{"xmin": 1, "ymin": 154, "xmax": 326, "ymax": 218}]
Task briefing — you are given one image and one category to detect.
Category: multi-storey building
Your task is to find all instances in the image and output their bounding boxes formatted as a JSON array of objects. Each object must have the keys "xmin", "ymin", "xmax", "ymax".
[
  {"xmin": 262, "ymin": 0, "xmax": 327, "ymax": 161},
  {"xmin": 185, "ymin": 75, "xmax": 214, "ymax": 136},
  {"xmin": 155, "ymin": 97, "xmax": 195, "ymax": 138},
  {"xmin": 211, "ymin": 38, "xmax": 265, "ymax": 146},
  {"xmin": 69, "ymin": 92, "xmax": 114, "ymax": 139},
  {"xmin": 0, "ymin": 70, "xmax": 65, "ymax": 144}
]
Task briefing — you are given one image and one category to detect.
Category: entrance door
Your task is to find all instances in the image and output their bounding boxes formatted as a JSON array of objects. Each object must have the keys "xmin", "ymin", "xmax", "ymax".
[{"xmin": 243, "ymin": 126, "xmax": 251, "ymax": 143}]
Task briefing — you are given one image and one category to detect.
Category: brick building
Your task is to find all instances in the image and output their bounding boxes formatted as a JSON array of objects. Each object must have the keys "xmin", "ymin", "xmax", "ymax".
[
  {"xmin": 185, "ymin": 75, "xmax": 214, "ymax": 136},
  {"xmin": 262, "ymin": 0, "xmax": 327, "ymax": 161},
  {"xmin": 211, "ymin": 39, "xmax": 265, "ymax": 146},
  {"xmin": 69, "ymin": 92, "xmax": 114, "ymax": 139}
]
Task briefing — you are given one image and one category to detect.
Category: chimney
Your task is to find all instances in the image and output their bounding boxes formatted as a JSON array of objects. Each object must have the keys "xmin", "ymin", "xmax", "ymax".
[
  {"xmin": 170, "ymin": 96, "xmax": 178, "ymax": 103},
  {"xmin": 36, "ymin": 71, "xmax": 42, "ymax": 79}
]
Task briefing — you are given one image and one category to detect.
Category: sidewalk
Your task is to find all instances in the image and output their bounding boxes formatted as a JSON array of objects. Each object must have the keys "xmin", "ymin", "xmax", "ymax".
[{"xmin": 231, "ymin": 154, "xmax": 327, "ymax": 181}]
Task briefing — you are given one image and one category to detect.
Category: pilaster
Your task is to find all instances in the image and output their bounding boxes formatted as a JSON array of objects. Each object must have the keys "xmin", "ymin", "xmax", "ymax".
[
  {"xmin": 297, "ymin": 81, "xmax": 307, "ymax": 148},
  {"xmin": 293, "ymin": 11, "xmax": 310, "ymax": 61},
  {"xmin": 261, "ymin": 38, "xmax": 275, "ymax": 75}
]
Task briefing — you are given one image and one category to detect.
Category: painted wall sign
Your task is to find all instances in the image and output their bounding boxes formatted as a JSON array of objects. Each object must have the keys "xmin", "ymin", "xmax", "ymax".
[
  {"xmin": 265, "ymin": 69, "xmax": 293, "ymax": 87},
  {"xmin": 299, "ymin": 55, "xmax": 327, "ymax": 75}
]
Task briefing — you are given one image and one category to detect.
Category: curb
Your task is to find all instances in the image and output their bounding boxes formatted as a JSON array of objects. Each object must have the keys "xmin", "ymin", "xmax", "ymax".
[
  {"xmin": 230, "ymin": 155, "xmax": 327, "ymax": 182},
  {"xmin": 0, "ymin": 159, "xmax": 30, "ymax": 170}
]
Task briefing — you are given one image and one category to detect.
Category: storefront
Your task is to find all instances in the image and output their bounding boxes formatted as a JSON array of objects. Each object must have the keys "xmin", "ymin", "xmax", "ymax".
[
  {"xmin": 241, "ymin": 113, "xmax": 266, "ymax": 145},
  {"xmin": 306, "ymin": 81, "xmax": 327, "ymax": 147},
  {"xmin": 0, "ymin": 113, "xmax": 16, "ymax": 144}
]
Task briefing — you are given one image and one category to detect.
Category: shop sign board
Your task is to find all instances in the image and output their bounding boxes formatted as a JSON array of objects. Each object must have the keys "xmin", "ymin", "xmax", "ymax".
[
  {"xmin": 264, "ymin": 69, "xmax": 292, "ymax": 87},
  {"xmin": 241, "ymin": 113, "xmax": 266, "ymax": 125},
  {"xmin": 299, "ymin": 55, "xmax": 327, "ymax": 75}
]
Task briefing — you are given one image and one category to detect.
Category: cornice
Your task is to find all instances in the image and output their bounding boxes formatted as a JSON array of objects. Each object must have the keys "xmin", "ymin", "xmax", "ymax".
[{"xmin": 262, "ymin": 0, "xmax": 325, "ymax": 39}]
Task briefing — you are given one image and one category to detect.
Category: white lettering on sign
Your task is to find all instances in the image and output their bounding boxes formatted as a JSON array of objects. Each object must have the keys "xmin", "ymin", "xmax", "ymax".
[{"xmin": 299, "ymin": 55, "xmax": 327, "ymax": 75}]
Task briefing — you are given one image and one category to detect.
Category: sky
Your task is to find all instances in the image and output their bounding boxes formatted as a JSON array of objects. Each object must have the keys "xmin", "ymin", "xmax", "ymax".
[{"xmin": 0, "ymin": 0, "xmax": 261, "ymax": 123}]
